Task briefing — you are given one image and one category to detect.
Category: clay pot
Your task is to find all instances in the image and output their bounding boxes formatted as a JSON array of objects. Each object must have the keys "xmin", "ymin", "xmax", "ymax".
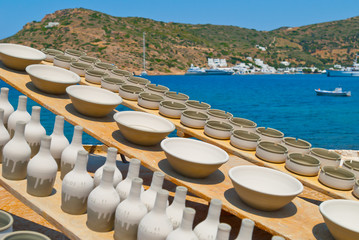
[
  {"xmin": 164, "ymin": 91, "xmax": 189, "ymax": 103},
  {"xmin": 166, "ymin": 208, "xmax": 198, "ymax": 240},
  {"xmin": 282, "ymin": 137, "xmax": 311, "ymax": 154},
  {"xmin": 0, "ymin": 109, "xmax": 10, "ymax": 163},
  {"xmin": 194, "ymin": 199, "xmax": 222, "ymax": 240},
  {"xmin": 0, "ymin": 87, "xmax": 14, "ymax": 128},
  {"xmin": 53, "ymin": 55, "xmax": 77, "ymax": 70},
  {"xmin": 94, "ymin": 62, "xmax": 117, "ymax": 74},
  {"xmin": 119, "ymin": 85, "xmax": 144, "ymax": 101},
  {"xmin": 230, "ymin": 130, "xmax": 260, "ymax": 151},
  {"xmin": 159, "ymin": 101, "xmax": 187, "ymax": 119},
  {"xmin": 141, "ymin": 171, "xmax": 168, "ymax": 211},
  {"xmin": 101, "ymin": 77, "xmax": 125, "ymax": 92},
  {"xmin": 94, "ymin": 147, "xmax": 123, "ymax": 187},
  {"xmin": 65, "ymin": 49, "xmax": 86, "ymax": 59},
  {"xmin": 319, "ymin": 166, "xmax": 355, "ymax": 190},
  {"xmin": 41, "ymin": 48, "xmax": 63, "ymax": 62},
  {"xmin": 256, "ymin": 127, "xmax": 284, "ymax": 144},
  {"xmin": 24, "ymin": 106, "xmax": 46, "ymax": 158},
  {"xmin": 128, "ymin": 76, "xmax": 150, "ymax": 86},
  {"xmin": 310, "ymin": 148, "xmax": 341, "ymax": 167},
  {"xmin": 229, "ymin": 117, "xmax": 257, "ymax": 133},
  {"xmin": 27, "ymin": 136, "xmax": 58, "ymax": 197},
  {"xmin": 70, "ymin": 62, "xmax": 93, "ymax": 77},
  {"xmin": 216, "ymin": 223, "xmax": 231, "ymax": 240},
  {"xmin": 85, "ymin": 69, "xmax": 108, "ymax": 84},
  {"xmin": 145, "ymin": 83, "xmax": 169, "ymax": 96},
  {"xmin": 166, "ymin": 186, "xmax": 187, "ymax": 229},
  {"xmin": 50, "ymin": 116, "xmax": 69, "ymax": 169},
  {"xmin": 0, "ymin": 210, "xmax": 13, "ymax": 237},
  {"xmin": 78, "ymin": 56, "xmax": 99, "ymax": 64},
  {"xmin": 285, "ymin": 153, "xmax": 320, "ymax": 176},
  {"xmin": 235, "ymin": 218, "xmax": 254, "ymax": 240},
  {"xmin": 180, "ymin": 110, "xmax": 209, "ymax": 129},
  {"xmin": 343, "ymin": 160, "xmax": 359, "ymax": 179},
  {"xmin": 138, "ymin": 92, "xmax": 164, "ymax": 110},
  {"xmin": 206, "ymin": 109, "xmax": 233, "ymax": 123},
  {"xmin": 204, "ymin": 120, "xmax": 233, "ymax": 140},
  {"xmin": 110, "ymin": 69, "xmax": 132, "ymax": 79},
  {"xmin": 61, "ymin": 150, "xmax": 94, "ymax": 215},
  {"xmin": 185, "ymin": 100, "xmax": 211, "ymax": 113},
  {"xmin": 256, "ymin": 141, "xmax": 288, "ymax": 163},
  {"xmin": 7, "ymin": 95, "xmax": 30, "ymax": 138}
]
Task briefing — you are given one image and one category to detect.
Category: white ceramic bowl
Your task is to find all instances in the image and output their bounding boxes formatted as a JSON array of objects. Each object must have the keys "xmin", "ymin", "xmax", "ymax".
[
  {"xmin": 229, "ymin": 117, "xmax": 257, "ymax": 133},
  {"xmin": 145, "ymin": 84, "xmax": 169, "ymax": 96},
  {"xmin": 164, "ymin": 91, "xmax": 189, "ymax": 103},
  {"xmin": 0, "ymin": 43, "xmax": 46, "ymax": 70},
  {"xmin": 110, "ymin": 69, "xmax": 132, "ymax": 80},
  {"xmin": 159, "ymin": 101, "xmax": 187, "ymax": 119},
  {"xmin": 128, "ymin": 76, "xmax": 150, "ymax": 86},
  {"xmin": 101, "ymin": 77, "xmax": 125, "ymax": 92},
  {"xmin": 180, "ymin": 110, "xmax": 209, "ymax": 129},
  {"xmin": 310, "ymin": 148, "xmax": 341, "ymax": 167},
  {"xmin": 119, "ymin": 85, "xmax": 144, "ymax": 100},
  {"xmin": 64, "ymin": 49, "xmax": 86, "ymax": 59},
  {"xmin": 138, "ymin": 92, "xmax": 164, "ymax": 109},
  {"xmin": 185, "ymin": 100, "xmax": 211, "ymax": 113},
  {"xmin": 319, "ymin": 166, "xmax": 355, "ymax": 190},
  {"xmin": 285, "ymin": 153, "xmax": 320, "ymax": 176},
  {"xmin": 41, "ymin": 48, "xmax": 63, "ymax": 62},
  {"xmin": 70, "ymin": 62, "xmax": 93, "ymax": 77},
  {"xmin": 230, "ymin": 130, "xmax": 260, "ymax": 151},
  {"xmin": 343, "ymin": 160, "xmax": 359, "ymax": 179},
  {"xmin": 206, "ymin": 109, "xmax": 233, "ymax": 123},
  {"xmin": 256, "ymin": 141, "xmax": 288, "ymax": 163},
  {"xmin": 114, "ymin": 111, "xmax": 175, "ymax": 146},
  {"xmin": 229, "ymin": 165, "xmax": 303, "ymax": 211},
  {"xmin": 53, "ymin": 55, "xmax": 77, "ymax": 69},
  {"xmin": 161, "ymin": 138, "xmax": 229, "ymax": 178},
  {"xmin": 256, "ymin": 127, "xmax": 284, "ymax": 143},
  {"xmin": 319, "ymin": 199, "xmax": 359, "ymax": 240},
  {"xmin": 66, "ymin": 85, "xmax": 122, "ymax": 117},
  {"xmin": 353, "ymin": 180, "xmax": 359, "ymax": 199},
  {"xmin": 282, "ymin": 137, "xmax": 311, "ymax": 154},
  {"xmin": 85, "ymin": 69, "xmax": 108, "ymax": 84},
  {"xmin": 78, "ymin": 56, "xmax": 99, "ymax": 65},
  {"xmin": 94, "ymin": 62, "xmax": 117, "ymax": 74},
  {"xmin": 25, "ymin": 64, "xmax": 80, "ymax": 94},
  {"xmin": 204, "ymin": 120, "xmax": 233, "ymax": 140}
]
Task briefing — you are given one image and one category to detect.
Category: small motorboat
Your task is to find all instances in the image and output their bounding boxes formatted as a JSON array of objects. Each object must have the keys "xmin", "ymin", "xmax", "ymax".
[{"xmin": 315, "ymin": 87, "xmax": 351, "ymax": 97}]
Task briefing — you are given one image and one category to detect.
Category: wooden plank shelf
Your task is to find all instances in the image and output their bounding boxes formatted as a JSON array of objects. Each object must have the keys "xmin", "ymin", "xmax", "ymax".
[{"xmin": 0, "ymin": 62, "xmax": 337, "ymax": 239}]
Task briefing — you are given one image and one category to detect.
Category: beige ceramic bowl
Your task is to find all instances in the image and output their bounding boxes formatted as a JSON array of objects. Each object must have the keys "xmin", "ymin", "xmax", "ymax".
[
  {"xmin": 101, "ymin": 77, "xmax": 125, "ymax": 92},
  {"xmin": 94, "ymin": 62, "xmax": 117, "ymax": 74},
  {"xmin": 319, "ymin": 199, "xmax": 359, "ymax": 240},
  {"xmin": 230, "ymin": 130, "xmax": 260, "ymax": 150},
  {"xmin": 53, "ymin": 55, "xmax": 77, "ymax": 69},
  {"xmin": 0, "ymin": 43, "xmax": 46, "ymax": 70},
  {"xmin": 0, "ymin": 230, "xmax": 51, "ymax": 240},
  {"xmin": 85, "ymin": 69, "xmax": 108, "ymax": 84},
  {"xmin": 256, "ymin": 141, "xmax": 288, "ymax": 163},
  {"xmin": 26, "ymin": 64, "xmax": 80, "ymax": 94},
  {"xmin": 164, "ymin": 91, "xmax": 189, "ymax": 103},
  {"xmin": 70, "ymin": 62, "xmax": 93, "ymax": 77},
  {"xmin": 145, "ymin": 84, "xmax": 169, "ymax": 96},
  {"xmin": 229, "ymin": 165, "xmax": 303, "ymax": 211},
  {"xmin": 78, "ymin": 56, "xmax": 99, "ymax": 64},
  {"xmin": 41, "ymin": 48, "xmax": 63, "ymax": 62},
  {"xmin": 180, "ymin": 110, "xmax": 209, "ymax": 129},
  {"xmin": 64, "ymin": 49, "xmax": 86, "ymax": 59},
  {"xmin": 114, "ymin": 111, "xmax": 175, "ymax": 146},
  {"xmin": 110, "ymin": 69, "xmax": 132, "ymax": 80},
  {"xmin": 138, "ymin": 92, "xmax": 164, "ymax": 109},
  {"xmin": 128, "ymin": 76, "xmax": 150, "ymax": 86},
  {"xmin": 343, "ymin": 160, "xmax": 359, "ymax": 179},
  {"xmin": 282, "ymin": 137, "xmax": 312, "ymax": 154},
  {"xmin": 319, "ymin": 166, "xmax": 355, "ymax": 190},
  {"xmin": 66, "ymin": 85, "xmax": 122, "ymax": 117},
  {"xmin": 185, "ymin": 100, "xmax": 211, "ymax": 113},
  {"xmin": 229, "ymin": 117, "xmax": 257, "ymax": 133},
  {"xmin": 285, "ymin": 153, "xmax": 320, "ymax": 176},
  {"xmin": 161, "ymin": 138, "xmax": 229, "ymax": 178},
  {"xmin": 310, "ymin": 148, "xmax": 341, "ymax": 167},
  {"xmin": 256, "ymin": 127, "xmax": 284, "ymax": 143},
  {"xmin": 206, "ymin": 109, "xmax": 233, "ymax": 123},
  {"xmin": 119, "ymin": 85, "xmax": 144, "ymax": 100},
  {"xmin": 159, "ymin": 101, "xmax": 187, "ymax": 119},
  {"xmin": 204, "ymin": 120, "xmax": 233, "ymax": 140}
]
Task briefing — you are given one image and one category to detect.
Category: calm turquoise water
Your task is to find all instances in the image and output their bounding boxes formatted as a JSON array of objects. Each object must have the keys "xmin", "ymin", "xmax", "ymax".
[{"xmin": 1, "ymin": 73, "xmax": 358, "ymax": 150}]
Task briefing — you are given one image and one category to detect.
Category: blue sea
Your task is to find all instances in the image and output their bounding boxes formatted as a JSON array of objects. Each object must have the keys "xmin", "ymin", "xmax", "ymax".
[{"xmin": 1, "ymin": 73, "xmax": 358, "ymax": 150}]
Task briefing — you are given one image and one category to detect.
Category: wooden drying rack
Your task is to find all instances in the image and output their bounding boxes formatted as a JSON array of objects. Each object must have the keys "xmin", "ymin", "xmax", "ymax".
[{"xmin": 0, "ymin": 61, "xmax": 345, "ymax": 240}]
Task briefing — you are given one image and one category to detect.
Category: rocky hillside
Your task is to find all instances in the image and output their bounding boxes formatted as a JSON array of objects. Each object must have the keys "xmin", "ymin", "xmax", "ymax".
[{"xmin": 1, "ymin": 8, "xmax": 359, "ymax": 74}]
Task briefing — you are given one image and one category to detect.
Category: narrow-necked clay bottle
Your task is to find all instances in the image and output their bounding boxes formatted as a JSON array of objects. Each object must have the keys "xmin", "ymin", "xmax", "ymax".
[
  {"xmin": 24, "ymin": 106, "xmax": 46, "ymax": 158},
  {"xmin": 235, "ymin": 218, "xmax": 254, "ymax": 240},
  {"xmin": 27, "ymin": 135, "xmax": 58, "ymax": 197},
  {"xmin": 7, "ymin": 95, "xmax": 30, "ymax": 138},
  {"xmin": 50, "ymin": 115, "xmax": 69, "ymax": 170},
  {"xmin": 0, "ymin": 109, "xmax": 10, "ymax": 163},
  {"xmin": 115, "ymin": 158, "xmax": 144, "ymax": 201},
  {"xmin": 138, "ymin": 189, "xmax": 173, "ymax": 240},
  {"xmin": 87, "ymin": 165, "xmax": 120, "ymax": 232},
  {"xmin": 0, "ymin": 87, "xmax": 14, "ymax": 128},
  {"xmin": 60, "ymin": 125, "xmax": 86, "ymax": 179},
  {"xmin": 166, "ymin": 186, "xmax": 187, "ymax": 229},
  {"xmin": 94, "ymin": 147, "xmax": 122, "ymax": 187},
  {"xmin": 62, "ymin": 150, "xmax": 94, "ymax": 214},
  {"xmin": 166, "ymin": 208, "xmax": 198, "ymax": 240},
  {"xmin": 194, "ymin": 199, "xmax": 222, "ymax": 240},
  {"xmin": 2, "ymin": 121, "xmax": 31, "ymax": 180},
  {"xmin": 114, "ymin": 177, "xmax": 148, "ymax": 240},
  {"xmin": 216, "ymin": 223, "xmax": 231, "ymax": 240},
  {"xmin": 141, "ymin": 171, "xmax": 168, "ymax": 211}
]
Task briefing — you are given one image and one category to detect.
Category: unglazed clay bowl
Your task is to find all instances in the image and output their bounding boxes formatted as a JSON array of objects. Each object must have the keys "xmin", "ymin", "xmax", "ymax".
[
  {"xmin": 206, "ymin": 109, "xmax": 233, "ymax": 123},
  {"xmin": 256, "ymin": 141, "xmax": 288, "ymax": 163},
  {"xmin": 230, "ymin": 130, "xmax": 261, "ymax": 150},
  {"xmin": 25, "ymin": 64, "xmax": 80, "ymax": 94},
  {"xmin": 159, "ymin": 101, "xmax": 187, "ymax": 119},
  {"xmin": 101, "ymin": 76, "xmax": 125, "ymax": 92},
  {"xmin": 185, "ymin": 100, "xmax": 211, "ymax": 113},
  {"xmin": 0, "ymin": 43, "xmax": 46, "ymax": 71},
  {"xmin": 256, "ymin": 127, "xmax": 284, "ymax": 143},
  {"xmin": 343, "ymin": 160, "xmax": 359, "ymax": 179},
  {"xmin": 282, "ymin": 137, "xmax": 311, "ymax": 154},
  {"xmin": 0, "ymin": 210, "xmax": 13, "ymax": 237},
  {"xmin": 319, "ymin": 166, "xmax": 355, "ymax": 190},
  {"xmin": 164, "ymin": 91, "xmax": 189, "ymax": 103},
  {"xmin": 204, "ymin": 120, "xmax": 233, "ymax": 140},
  {"xmin": 319, "ymin": 199, "xmax": 359, "ymax": 240},
  {"xmin": 285, "ymin": 153, "xmax": 320, "ymax": 176},
  {"xmin": 114, "ymin": 111, "xmax": 175, "ymax": 146},
  {"xmin": 137, "ymin": 92, "xmax": 164, "ymax": 109},
  {"xmin": 118, "ymin": 85, "xmax": 144, "ymax": 100},
  {"xmin": 53, "ymin": 55, "xmax": 77, "ymax": 69},
  {"xmin": 64, "ymin": 49, "xmax": 86, "ymax": 59},
  {"xmin": 70, "ymin": 62, "xmax": 93, "ymax": 77},
  {"xmin": 229, "ymin": 117, "xmax": 257, "ymax": 133},
  {"xmin": 180, "ymin": 110, "xmax": 209, "ymax": 129},
  {"xmin": 85, "ymin": 69, "xmax": 108, "ymax": 84},
  {"xmin": 78, "ymin": 56, "xmax": 99, "ymax": 65},
  {"xmin": 128, "ymin": 76, "xmax": 150, "ymax": 86},
  {"xmin": 145, "ymin": 83, "xmax": 169, "ymax": 96},
  {"xmin": 66, "ymin": 85, "xmax": 122, "ymax": 117},
  {"xmin": 310, "ymin": 148, "xmax": 341, "ymax": 167},
  {"xmin": 161, "ymin": 138, "xmax": 229, "ymax": 178},
  {"xmin": 41, "ymin": 48, "xmax": 63, "ymax": 62},
  {"xmin": 229, "ymin": 165, "xmax": 303, "ymax": 211},
  {"xmin": 0, "ymin": 231, "xmax": 51, "ymax": 240},
  {"xmin": 94, "ymin": 62, "xmax": 117, "ymax": 74},
  {"xmin": 110, "ymin": 69, "xmax": 132, "ymax": 80},
  {"xmin": 353, "ymin": 180, "xmax": 359, "ymax": 199}
]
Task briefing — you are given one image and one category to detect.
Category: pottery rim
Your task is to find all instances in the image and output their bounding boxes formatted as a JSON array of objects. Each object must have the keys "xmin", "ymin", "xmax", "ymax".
[
  {"xmin": 146, "ymin": 83, "xmax": 169, "ymax": 93},
  {"xmin": 185, "ymin": 100, "xmax": 211, "ymax": 110},
  {"xmin": 1, "ymin": 230, "xmax": 51, "ymax": 240},
  {"xmin": 160, "ymin": 101, "xmax": 187, "ymax": 110},
  {"xmin": 310, "ymin": 148, "xmax": 341, "ymax": 161},
  {"xmin": 165, "ymin": 91, "xmax": 189, "ymax": 101},
  {"xmin": 256, "ymin": 127, "xmax": 284, "ymax": 138},
  {"xmin": 321, "ymin": 166, "xmax": 355, "ymax": 180},
  {"xmin": 54, "ymin": 55, "xmax": 76, "ymax": 62},
  {"xmin": 207, "ymin": 109, "xmax": 233, "ymax": 119},
  {"xmin": 120, "ymin": 85, "xmax": 144, "ymax": 94},
  {"xmin": 128, "ymin": 76, "xmax": 150, "ymax": 85},
  {"xmin": 111, "ymin": 69, "xmax": 132, "ymax": 77},
  {"xmin": 94, "ymin": 62, "xmax": 117, "ymax": 70},
  {"xmin": 0, "ymin": 43, "xmax": 46, "ymax": 60},
  {"xmin": 70, "ymin": 62, "xmax": 93, "ymax": 70},
  {"xmin": 356, "ymin": 179, "xmax": 359, "ymax": 186},
  {"xmin": 0, "ymin": 210, "xmax": 13, "ymax": 232},
  {"xmin": 41, "ymin": 48, "xmax": 63, "ymax": 56},
  {"xmin": 287, "ymin": 153, "xmax": 320, "ymax": 167},
  {"xmin": 138, "ymin": 92, "xmax": 164, "ymax": 102},
  {"xmin": 257, "ymin": 141, "xmax": 288, "ymax": 154},
  {"xmin": 85, "ymin": 69, "xmax": 108, "ymax": 77},
  {"xmin": 66, "ymin": 85, "xmax": 122, "ymax": 106},
  {"xmin": 102, "ymin": 76, "xmax": 125, "ymax": 85},
  {"xmin": 65, "ymin": 49, "xmax": 85, "ymax": 57},
  {"xmin": 182, "ymin": 110, "xmax": 208, "ymax": 120},
  {"xmin": 205, "ymin": 120, "xmax": 233, "ymax": 132},
  {"xmin": 25, "ymin": 64, "xmax": 81, "ymax": 84},
  {"xmin": 229, "ymin": 117, "xmax": 257, "ymax": 128},
  {"xmin": 343, "ymin": 160, "xmax": 359, "ymax": 172},
  {"xmin": 232, "ymin": 129, "xmax": 260, "ymax": 142},
  {"xmin": 283, "ymin": 137, "xmax": 312, "ymax": 149},
  {"xmin": 79, "ymin": 56, "xmax": 99, "ymax": 63}
]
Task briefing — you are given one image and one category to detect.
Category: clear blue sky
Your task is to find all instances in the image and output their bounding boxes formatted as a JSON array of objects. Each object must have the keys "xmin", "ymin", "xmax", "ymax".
[{"xmin": 1, "ymin": 0, "xmax": 358, "ymax": 39}]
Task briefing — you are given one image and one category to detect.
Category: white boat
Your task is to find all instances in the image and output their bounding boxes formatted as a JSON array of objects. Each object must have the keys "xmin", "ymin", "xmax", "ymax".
[
  {"xmin": 326, "ymin": 55, "xmax": 359, "ymax": 77},
  {"xmin": 204, "ymin": 67, "xmax": 234, "ymax": 75},
  {"xmin": 185, "ymin": 64, "xmax": 206, "ymax": 75},
  {"xmin": 315, "ymin": 87, "xmax": 351, "ymax": 97}
]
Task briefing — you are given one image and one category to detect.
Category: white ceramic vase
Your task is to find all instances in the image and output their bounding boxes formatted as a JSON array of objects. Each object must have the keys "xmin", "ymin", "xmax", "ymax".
[
  {"xmin": 235, "ymin": 218, "xmax": 254, "ymax": 240},
  {"xmin": 194, "ymin": 199, "xmax": 222, "ymax": 240},
  {"xmin": 0, "ymin": 109, "xmax": 10, "ymax": 163},
  {"xmin": 0, "ymin": 87, "xmax": 14, "ymax": 128},
  {"xmin": 60, "ymin": 125, "xmax": 86, "ymax": 179},
  {"xmin": 7, "ymin": 95, "xmax": 30, "ymax": 138},
  {"xmin": 216, "ymin": 223, "xmax": 231, "ymax": 240},
  {"xmin": 24, "ymin": 106, "xmax": 46, "ymax": 158},
  {"xmin": 94, "ymin": 147, "xmax": 123, "ymax": 187},
  {"xmin": 50, "ymin": 115, "xmax": 69, "ymax": 169},
  {"xmin": 27, "ymin": 135, "xmax": 58, "ymax": 197},
  {"xmin": 166, "ymin": 186, "xmax": 187, "ymax": 229},
  {"xmin": 114, "ymin": 177, "xmax": 148, "ymax": 240},
  {"xmin": 2, "ymin": 121, "xmax": 31, "ymax": 180},
  {"xmin": 62, "ymin": 150, "xmax": 94, "ymax": 215},
  {"xmin": 138, "ymin": 189, "xmax": 173, "ymax": 240},
  {"xmin": 87, "ymin": 165, "xmax": 121, "ymax": 232},
  {"xmin": 115, "ymin": 158, "xmax": 144, "ymax": 202},
  {"xmin": 141, "ymin": 171, "xmax": 168, "ymax": 211},
  {"xmin": 166, "ymin": 207, "xmax": 198, "ymax": 240}
]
